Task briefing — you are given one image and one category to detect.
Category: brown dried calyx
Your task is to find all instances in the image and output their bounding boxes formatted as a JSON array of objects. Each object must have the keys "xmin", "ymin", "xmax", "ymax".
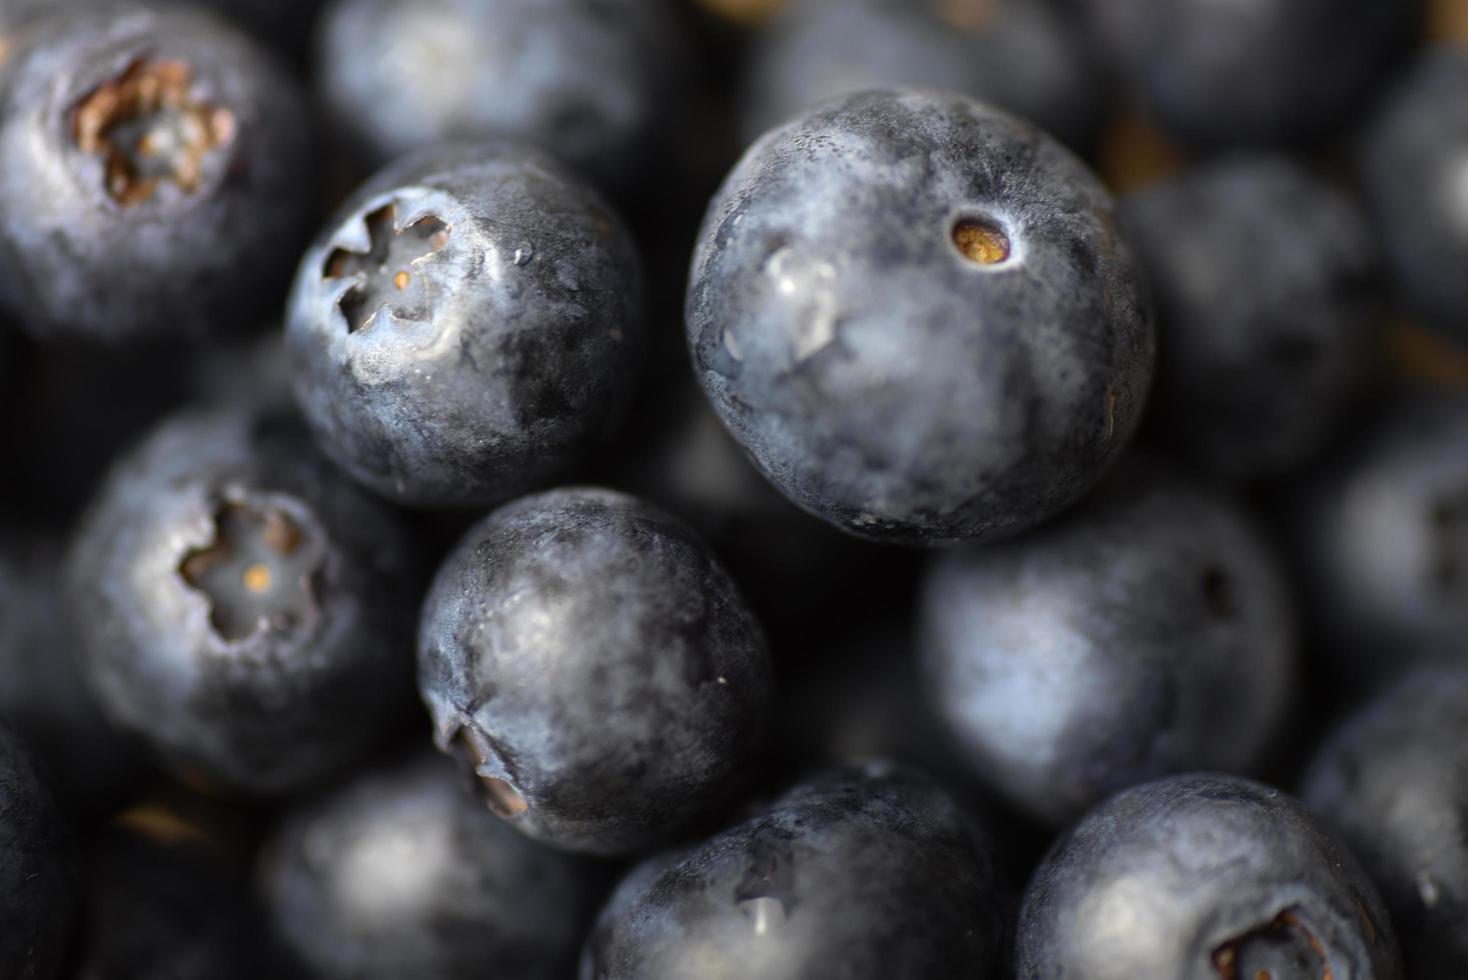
[{"xmin": 71, "ymin": 57, "xmax": 236, "ymax": 207}]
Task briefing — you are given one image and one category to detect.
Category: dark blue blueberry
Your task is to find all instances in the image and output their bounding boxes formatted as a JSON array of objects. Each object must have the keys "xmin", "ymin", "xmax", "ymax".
[
  {"xmin": 1302, "ymin": 664, "xmax": 1468, "ymax": 980},
  {"xmin": 0, "ymin": 724, "xmax": 78, "ymax": 980},
  {"xmin": 287, "ymin": 141, "xmax": 643, "ymax": 510},
  {"xmin": 920, "ymin": 460, "xmax": 1296, "ymax": 826},
  {"xmin": 1121, "ymin": 156, "xmax": 1382, "ymax": 481},
  {"xmin": 581, "ymin": 762, "xmax": 1006, "ymax": 979},
  {"xmin": 0, "ymin": 2, "xmax": 316, "ymax": 344},
  {"xmin": 1018, "ymin": 773, "xmax": 1402, "ymax": 978},
  {"xmin": 0, "ymin": 536, "xmax": 143, "ymax": 813},
  {"xmin": 1357, "ymin": 46, "xmax": 1468, "ymax": 345},
  {"xmin": 1290, "ymin": 390, "xmax": 1468, "ymax": 686},
  {"xmin": 65, "ymin": 403, "xmax": 420, "ymax": 795},
  {"xmin": 1078, "ymin": 0, "xmax": 1422, "ymax": 150},
  {"xmin": 261, "ymin": 751, "xmax": 598, "ymax": 980},
  {"xmin": 743, "ymin": 0, "xmax": 1106, "ymax": 153},
  {"xmin": 72, "ymin": 826, "xmax": 276, "ymax": 980},
  {"xmin": 688, "ymin": 88, "xmax": 1154, "ymax": 546},
  {"xmin": 315, "ymin": 0, "xmax": 686, "ymax": 193},
  {"xmin": 418, "ymin": 486, "xmax": 771, "ymax": 856}
]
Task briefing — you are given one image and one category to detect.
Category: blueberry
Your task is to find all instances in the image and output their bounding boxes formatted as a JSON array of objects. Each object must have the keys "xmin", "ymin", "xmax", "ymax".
[
  {"xmin": 0, "ymin": 535, "xmax": 143, "ymax": 813},
  {"xmin": 1120, "ymin": 156, "xmax": 1381, "ymax": 481},
  {"xmin": 0, "ymin": 2, "xmax": 316, "ymax": 344},
  {"xmin": 315, "ymin": 0, "xmax": 686, "ymax": 193},
  {"xmin": 0, "ymin": 724, "xmax": 78, "ymax": 980},
  {"xmin": 920, "ymin": 460, "xmax": 1295, "ymax": 826},
  {"xmin": 744, "ymin": 0, "xmax": 1106, "ymax": 153},
  {"xmin": 581, "ymin": 762, "xmax": 1006, "ymax": 979},
  {"xmin": 688, "ymin": 88, "xmax": 1154, "ymax": 546},
  {"xmin": 261, "ymin": 751, "xmax": 597, "ymax": 980},
  {"xmin": 1290, "ymin": 390, "xmax": 1468, "ymax": 686},
  {"xmin": 418, "ymin": 486, "xmax": 771, "ymax": 856},
  {"xmin": 65, "ymin": 404, "xmax": 420, "ymax": 795},
  {"xmin": 1301, "ymin": 664, "xmax": 1468, "ymax": 979},
  {"xmin": 73, "ymin": 826, "xmax": 276, "ymax": 980},
  {"xmin": 1018, "ymin": 773, "xmax": 1402, "ymax": 978},
  {"xmin": 1078, "ymin": 0, "xmax": 1422, "ymax": 150},
  {"xmin": 287, "ymin": 141, "xmax": 643, "ymax": 510},
  {"xmin": 1357, "ymin": 45, "xmax": 1468, "ymax": 345}
]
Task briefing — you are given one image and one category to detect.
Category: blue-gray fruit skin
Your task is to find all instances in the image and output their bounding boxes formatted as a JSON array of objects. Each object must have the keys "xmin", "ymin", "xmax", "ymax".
[
  {"xmin": 287, "ymin": 141, "xmax": 643, "ymax": 510},
  {"xmin": 1290, "ymin": 391, "xmax": 1468, "ymax": 688},
  {"xmin": 0, "ymin": 725, "xmax": 78, "ymax": 980},
  {"xmin": 1121, "ymin": 157, "xmax": 1381, "ymax": 482},
  {"xmin": 688, "ymin": 88, "xmax": 1153, "ymax": 547},
  {"xmin": 316, "ymin": 0, "xmax": 685, "ymax": 193},
  {"xmin": 65, "ymin": 405, "xmax": 420, "ymax": 796},
  {"xmin": 418, "ymin": 487, "xmax": 771, "ymax": 857},
  {"xmin": 1018, "ymin": 774, "xmax": 1403, "ymax": 979},
  {"xmin": 0, "ymin": 3, "xmax": 315, "ymax": 344},
  {"xmin": 919, "ymin": 460, "xmax": 1295, "ymax": 828},
  {"xmin": 743, "ymin": 0, "xmax": 1105, "ymax": 154},
  {"xmin": 1357, "ymin": 46, "xmax": 1468, "ymax": 344},
  {"xmin": 581, "ymin": 762, "xmax": 1006, "ymax": 980},
  {"xmin": 261, "ymin": 752, "xmax": 596, "ymax": 980},
  {"xmin": 1302, "ymin": 665, "xmax": 1468, "ymax": 980},
  {"xmin": 1078, "ymin": 0, "xmax": 1422, "ymax": 150}
]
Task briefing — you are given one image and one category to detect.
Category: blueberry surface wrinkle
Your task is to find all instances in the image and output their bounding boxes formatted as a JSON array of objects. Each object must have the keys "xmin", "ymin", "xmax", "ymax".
[
  {"xmin": 1017, "ymin": 773, "xmax": 1403, "ymax": 979},
  {"xmin": 0, "ymin": 2, "xmax": 315, "ymax": 342},
  {"xmin": 687, "ymin": 88, "xmax": 1154, "ymax": 546},
  {"xmin": 418, "ymin": 486, "xmax": 771, "ymax": 855},
  {"xmin": 581, "ymin": 762, "xmax": 1005, "ymax": 980},
  {"xmin": 65, "ymin": 404, "xmax": 419, "ymax": 795},
  {"xmin": 287, "ymin": 141, "xmax": 643, "ymax": 509}
]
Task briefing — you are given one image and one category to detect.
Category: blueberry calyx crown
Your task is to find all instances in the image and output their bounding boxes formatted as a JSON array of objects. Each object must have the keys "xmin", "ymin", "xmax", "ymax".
[
  {"xmin": 1210, "ymin": 906, "xmax": 1349, "ymax": 980},
  {"xmin": 449, "ymin": 728, "xmax": 528, "ymax": 819},
  {"xmin": 71, "ymin": 58, "xmax": 236, "ymax": 207},
  {"xmin": 324, "ymin": 203, "xmax": 451, "ymax": 333},
  {"xmin": 178, "ymin": 501, "xmax": 320, "ymax": 641}
]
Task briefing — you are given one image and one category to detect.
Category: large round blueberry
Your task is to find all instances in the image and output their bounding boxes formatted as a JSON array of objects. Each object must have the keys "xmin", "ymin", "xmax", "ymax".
[
  {"xmin": 0, "ymin": 725, "xmax": 78, "ymax": 980},
  {"xmin": 316, "ymin": 0, "xmax": 685, "ymax": 192},
  {"xmin": 920, "ymin": 460, "xmax": 1295, "ymax": 826},
  {"xmin": 581, "ymin": 763, "xmax": 1005, "ymax": 979},
  {"xmin": 743, "ymin": 0, "xmax": 1105, "ymax": 153},
  {"xmin": 418, "ymin": 487, "xmax": 771, "ymax": 856},
  {"xmin": 287, "ymin": 142, "xmax": 643, "ymax": 510},
  {"xmin": 1302, "ymin": 664, "xmax": 1468, "ymax": 980},
  {"xmin": 1121, "ymin": 156, "xmax": 1381, "ymax": 481},
  {"xmin": 688, "ymin": 89, "xmax": 1153, "ymax": 546},
  {"xmin": 1357, "ymin": 46, "xmax": 1468, "ymax": 344},
  {"xmin": 1078, "ymin": 0, "xmax": 1422, "ymax": 150},
  {"xmin": 261, "ymin": 751, "xmax": 596, "ymax": 980},
  {"xmin": 1018, "ymin": 773, "xmax": 1403, "ymax": 979},
  {"xmin": 0, "ymin": 3, "xmax": 315, "ymax": 343},
  {"xmin": 65, "ymin": 404, "xmax": 420, "ymax": 795},
  {"xmin": 1290, "ymin": 390, "xmax": 1468, "ymax": 685}
]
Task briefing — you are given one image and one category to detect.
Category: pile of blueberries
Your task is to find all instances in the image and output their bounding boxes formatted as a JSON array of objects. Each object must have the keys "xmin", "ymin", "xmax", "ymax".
[{"xmin": 2, "ymin": 0, "xmax": 1467, "ymax": 977}]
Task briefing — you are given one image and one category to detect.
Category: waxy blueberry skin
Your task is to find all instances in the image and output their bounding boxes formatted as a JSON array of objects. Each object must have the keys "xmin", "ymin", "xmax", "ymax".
[
  {"xmin": 261, "ymin": 752, "xmax": 596, "ymax": 980},
  {"xmin": 920, "ymin": 461, "xmax": 1295, "ymax": 827},
  {"xmin": 688, "ymin": 89, "xmax": 1153, "ymax": 546},
  {"xmin": 743, "ymin": 0, "xmax": 1105, "ymax": 153},
  {"xmin": 581, "ymin": 763, "xmax": 1006, "ymax": 980},
  {"xmin": 0, "ymin": 3, "xmax": 315, "ymax": 343},
  {"xmin": 1302, "ymin": 665, "xmax": 1468, "ymax": 980},
  {"xmin": 1120, "ymin": 157, "xmax": 1381, "ymax": 481},
  {"xmin": 0, "ymin": 725, "xmax": 78, "ymax": 980},
  {"xmin": 1357, "ymin": 46, "xmax": 1468, "ymax": 344},
  {"xmin": 287, "ymin": 142, "xmax": 643, "ymax": 510},
  {"xmin": 1018, "ymin": 774, "xmax": 1403, "ymax": 980},
  {"xmin": 1078, "ymin": 0, "xmax": 1422, "ymax": 150},
  {"xmin": 65, "ymin": 405, "xmax": 420, "ymax": 796},
  {"xmin": 418, "ymin": 487, "xmax": 771, "ymax": 857},
  {"xmin": 316, "ymin": 0, "xmax": 685, "ymax": 192}
]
